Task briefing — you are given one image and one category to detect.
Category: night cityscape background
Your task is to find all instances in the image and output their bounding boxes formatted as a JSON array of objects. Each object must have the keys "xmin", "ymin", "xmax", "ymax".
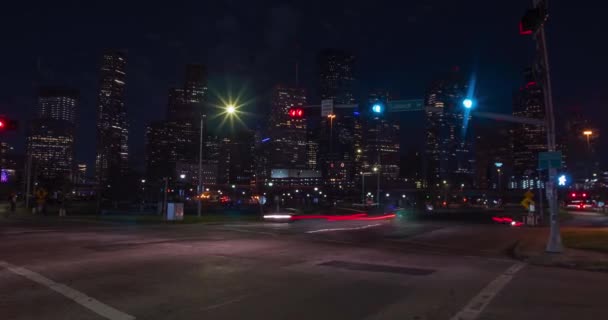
[
  {"xmin": 1, "ymin": 0, "xmax": 606, "ymax": 205},
  {"xmin": 2, "ymin": 2, "xmax": 608, "ymax": 320}
]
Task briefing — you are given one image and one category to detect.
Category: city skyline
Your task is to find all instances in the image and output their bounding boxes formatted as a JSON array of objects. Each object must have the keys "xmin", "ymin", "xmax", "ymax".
[{"xmin": 0, "ymin": 1, "xmax": 606, "ymax": 174}]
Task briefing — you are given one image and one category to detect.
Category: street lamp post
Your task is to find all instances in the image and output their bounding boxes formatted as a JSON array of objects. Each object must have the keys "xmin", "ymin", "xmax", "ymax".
[
  {"xmin": 497, "ymin": 168, "xmax": 502, "ymax": 192},
  {"xmin": 583, "ymin": 130, "xmax": 593, "ymax": 183},
  {"xmin": 373, "ymin": 167, "xmax": 380, "ymax": 207},
  {"xmin": 197, "ymin": 114, "xmax": 206, "ymax": 217},
  {"xmin": 328, "ymin": 114, "xmax": 336, "ymax": 154},
  {"xmin": 583, "ymin": 130, "xmax": 592, "ymax": 152},
  {"xmin": 140, "ymin": 179, "xmax": 146, "ymax": 212},
  {"xmin": 494, "ymin": 162, "xmax": 503, "ymax": 194},
  {"xmin": 361, "ymin": 171, "xmax": 369, "ymax": 205}
]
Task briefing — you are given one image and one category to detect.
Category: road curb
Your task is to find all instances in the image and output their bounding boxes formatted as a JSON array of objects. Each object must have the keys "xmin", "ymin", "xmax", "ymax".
[{"xmin": 511, "ymin": 240, "xmax": 608, "ymax": 273}]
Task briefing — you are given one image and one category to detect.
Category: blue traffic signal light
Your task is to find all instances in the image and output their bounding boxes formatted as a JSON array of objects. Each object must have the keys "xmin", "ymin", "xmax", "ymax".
[
  {"xmin": 372, "ymin": 103, "xmax": 384, "ymax": 114},
  {"xmin": 462, "ymin": 99, "xmax": 474, "ymax": 109}
]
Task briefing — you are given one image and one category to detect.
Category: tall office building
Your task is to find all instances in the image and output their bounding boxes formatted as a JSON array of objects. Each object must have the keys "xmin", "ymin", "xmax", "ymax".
[
  {"xmin": 512, "ymin": 74, "xmax": 546, "ymax": 189},
  {"xmin": 424, "ymin": 69, "xmax": 475, "ymax": 188},
  {"xmin": 317, "ymin": 49, "xmax": 360, "ymax": 188},
  {"xmin": 268, "ymin": 85, "xmax": 307, "ymax": 169},
  {"xmin": 95, "ymin": 50, "xmax": 129, "ymax": 185},
  {"xmin": 146, "ymin": 64, "xmax": 208, "ymax": 182},
  {"xmin": 167, "ymin": 64, "xmax": 207, "ymax": 122},
  {"xmin": 27, "ymin": 87, "xmax": 78, "ymax": 182},
  {"xmin": 365, "ymin": 91, "xmax": 400, "ymax": 179},
  {"xmin": 183, "ymin": 64, "xmax": 207, "ymax": 105},
  {"xmin": 145, "ymin": 120, "xmax": 198, "ymax": 181},
  {"xmin": 217, "ymin": 132, "xmax": 255, "ymax": 186},
  {"xmin": 306, "ymin": 137, "xmax": 319, "ymax": 170},
  {"xmin": 474, "ymin": 123, "xmax": 512, "ymax": 190},
  {"xmin": 38, "ymin": 87, "xmax": 77, "ymax": 123},
  {"xmin": 317, "ymin": 105, "xmax": 361, "ymax": 189},
  {"xmin": 318, "ymin": 49, "xmax": 355, "ymax": 104}
]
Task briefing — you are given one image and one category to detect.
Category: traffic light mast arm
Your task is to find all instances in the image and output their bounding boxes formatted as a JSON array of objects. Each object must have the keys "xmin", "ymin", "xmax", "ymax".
[{"xmin": 472, "ymin": 111, "xmax": 545, "ymax": 126}]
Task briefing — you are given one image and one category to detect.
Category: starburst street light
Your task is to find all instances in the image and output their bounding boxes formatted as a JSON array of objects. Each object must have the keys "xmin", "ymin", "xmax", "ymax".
[{"xmin": 226, "ymin": 105, "xmax": 236, "ymax": 114}]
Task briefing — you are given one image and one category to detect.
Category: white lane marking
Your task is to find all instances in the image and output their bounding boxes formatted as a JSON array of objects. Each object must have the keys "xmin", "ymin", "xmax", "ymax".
[
  {"xmin": 306, "ymin": 223, "xmax": 383, "ymax": 234},
  {"xmin": 450, "ymin": 262, "xmax": 526, "ymax": 320},
  {"xmin": 0, "ymin": 260, "xmax": 135, "ymax": 320}
]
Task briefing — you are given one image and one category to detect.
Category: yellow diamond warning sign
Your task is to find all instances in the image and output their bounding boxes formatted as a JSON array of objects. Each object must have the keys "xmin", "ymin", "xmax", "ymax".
[{"xmin": 521, "ymin": 190, "xmax": 535, "ymax": 210}]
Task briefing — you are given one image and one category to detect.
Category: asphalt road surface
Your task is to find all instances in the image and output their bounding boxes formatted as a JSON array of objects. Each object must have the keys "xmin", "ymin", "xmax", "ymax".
[{"xmin": 1, "ymin": 216, "xmax": 606, "ymax": 320}]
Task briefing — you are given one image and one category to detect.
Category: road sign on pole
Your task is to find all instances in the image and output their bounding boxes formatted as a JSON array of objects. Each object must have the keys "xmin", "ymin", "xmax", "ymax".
[
  {"xmin": 538, "ymin": 151, "xmax": 562, "ymax": 170},
  {"xmin": 387, "ymin": 100, "xmax": 425, "ymax": 112},
  {"xmin": 521, "ymin": 190, "xmax": 535, "ymax": 210},
  {"xmin": 321, "ymin": 99, "xmax": 333, "ymax": 117}
]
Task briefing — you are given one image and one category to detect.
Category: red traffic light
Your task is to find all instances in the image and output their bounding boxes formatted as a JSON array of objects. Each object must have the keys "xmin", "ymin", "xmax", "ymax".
[
  {"xmin": 288, "ymin": 108, "xmax": 304, "ymax": 118},
  {"xmin": 0, "ymin": 116, "xmax": 17, "ymax": 132}
]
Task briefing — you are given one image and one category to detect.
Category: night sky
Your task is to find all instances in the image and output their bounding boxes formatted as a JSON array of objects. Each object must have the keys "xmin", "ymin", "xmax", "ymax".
[{"xmin": 1, "ymin": 1, "xmax": 606, "ymax": 172}]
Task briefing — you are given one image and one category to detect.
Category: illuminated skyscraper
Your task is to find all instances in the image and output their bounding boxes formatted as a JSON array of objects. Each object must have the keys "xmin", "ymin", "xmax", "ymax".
[
  {"xmin": 146, "ymin": 64, "xmax": 208, "ymax": 182},
  {"xmin": 268, "ymin": 85, "xmax": 307, "ymax": 169},
  {"xmin": 318, "ymin": 49, "xmax": 355, "ymax": 104},
  {"xmin": 95, "ymin": 50, "xmax": 129, "ymax": 186},
  {"xmin": 512, "ymin": 72, "xmax": 547, "ymax": 189},
  {"xmin": 167, "ymin": 64, "xmax": 207, "ymax": 122},
  {"xmin": 364, "ymin": 90, "xmax": 400, "ymax": 180},
  {"xmin": 217, "ymin": 132, "xmax": 255, "ymax": 186},
  {"xmin": 317, "ymin": 49, "xmax": 359, "ymax": 188},
  {"xmin": 424, "ymin": 69, "xmax": 474, "ymax": 188},
  {"xmin": 27, "ymin": 87, "xmax": 78, "ymax": 182},
  {"xmin": 38, "ymin": 87, "xmax": 78, "ymax": 123}
]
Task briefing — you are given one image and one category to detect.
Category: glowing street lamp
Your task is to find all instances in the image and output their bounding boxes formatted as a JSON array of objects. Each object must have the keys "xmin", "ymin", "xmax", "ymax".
[
  {"xmin": 583, "ymin": 130, "xmax": 593, "ymax": 150},
  {"xmin": 226, "ymin": 105, "xmax": 236, "ymax": 114}
]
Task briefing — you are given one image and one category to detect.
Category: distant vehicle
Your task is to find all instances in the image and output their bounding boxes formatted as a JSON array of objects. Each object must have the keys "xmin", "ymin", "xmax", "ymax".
[{"xmin": 565, "ymin": 199, "xmax": 593, "ymax": 210}]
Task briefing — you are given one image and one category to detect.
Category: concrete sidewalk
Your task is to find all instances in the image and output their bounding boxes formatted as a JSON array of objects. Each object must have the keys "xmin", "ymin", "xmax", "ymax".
[{"xmin": 513, "ymin": 227, "xmax": 608, "ymax": 272}]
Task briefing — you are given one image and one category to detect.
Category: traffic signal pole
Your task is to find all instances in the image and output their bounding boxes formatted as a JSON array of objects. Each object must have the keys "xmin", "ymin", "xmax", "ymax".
[{"xmin": 534, "ymin": 0, "xmax": 562, "ymax": 252}]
